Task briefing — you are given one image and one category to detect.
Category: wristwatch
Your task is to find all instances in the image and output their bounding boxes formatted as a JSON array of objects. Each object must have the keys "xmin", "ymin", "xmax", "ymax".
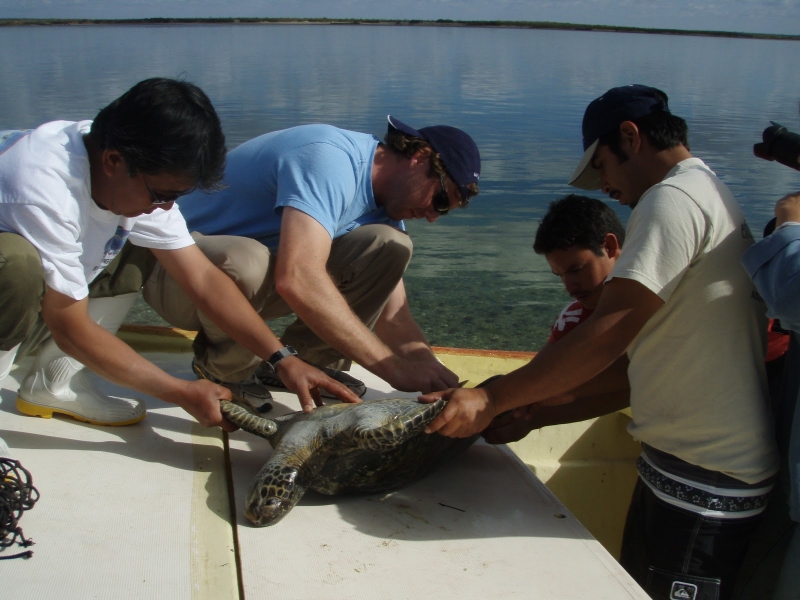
[{"xmin": 262, "ymin": 346, "xmax": 298, "ymax": 373}]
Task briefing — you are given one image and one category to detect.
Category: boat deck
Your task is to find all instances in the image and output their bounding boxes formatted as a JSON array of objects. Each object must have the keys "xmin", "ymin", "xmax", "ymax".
[{"xmin": 1, "ymin": 350, "xmax": 648, "ymax": 599}]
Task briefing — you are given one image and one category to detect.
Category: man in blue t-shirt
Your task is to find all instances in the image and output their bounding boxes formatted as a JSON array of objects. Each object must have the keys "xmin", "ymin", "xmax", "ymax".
[{"xmin": 144, "ymin": 116, "xmax": 481, "ymax": 404}]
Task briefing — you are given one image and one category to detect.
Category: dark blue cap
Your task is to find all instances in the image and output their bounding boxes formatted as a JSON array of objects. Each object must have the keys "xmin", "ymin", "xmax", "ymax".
[
  {"xmin": 569, "ymin": 85, "xmax": 670, "ymax": 190},
  {"xmin": 387, "ymin": 115, "xmax": 481, "ymax": 202}
]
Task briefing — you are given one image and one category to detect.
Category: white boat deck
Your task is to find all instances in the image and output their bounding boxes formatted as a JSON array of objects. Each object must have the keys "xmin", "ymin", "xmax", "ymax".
[{"xmin": 1, "ymin": 352, "xmax": 648, "ymax": 599}]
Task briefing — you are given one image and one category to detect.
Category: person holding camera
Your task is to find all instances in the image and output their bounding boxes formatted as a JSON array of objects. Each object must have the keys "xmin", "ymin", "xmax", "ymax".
[{"xmin": 743, "ymin": 189, "xmax": 800, "ymax": 599}]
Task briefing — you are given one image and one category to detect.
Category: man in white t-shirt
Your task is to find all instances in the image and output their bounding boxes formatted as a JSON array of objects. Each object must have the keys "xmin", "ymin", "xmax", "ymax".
[
  {"xmin": 422, "ymin": 85, "xmax": 778, "ymax": 599},
  {"xmin": 0, "ymin": 78, "xmax": 359, "ymax": 429}
]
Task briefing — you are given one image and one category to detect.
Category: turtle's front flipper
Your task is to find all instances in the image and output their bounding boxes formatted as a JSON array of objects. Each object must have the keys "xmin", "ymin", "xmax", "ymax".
[
  {"xmin": 351, "ymin": 398, "xmax": 446, "ymax": 451},
  {"xmin": 221, "ymin": 401, "xmax": 278, "ymax": 438}
]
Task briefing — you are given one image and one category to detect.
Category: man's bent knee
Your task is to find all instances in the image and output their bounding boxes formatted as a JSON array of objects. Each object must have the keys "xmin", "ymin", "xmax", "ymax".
[
  {"xmin": 343, "ymin": 224, "xmax": 413, "ymax": 259},
  {"xmin": 329, "ymin": 224, "xmax": 413, "ymax": 282},
  {"xmin": 193, "ymin": 233, "xmax": 274, "ymax": 299},
  {"xmin": 0, "ymin": 233, "xmax": 46, "ymax": 348},
  {"xmin": 89, "ymin": 242, "xmax": 156, "ymax": 298}
]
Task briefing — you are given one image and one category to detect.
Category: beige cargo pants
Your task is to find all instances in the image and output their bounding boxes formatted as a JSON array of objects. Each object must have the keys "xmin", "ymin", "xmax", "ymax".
[
  {"xmin": 143, "ymin": 224, "xmax": 413, "ymax": 382},
  {"xmin": 0, "ymin": 231, "xmax": 155, "ymax": 356}
]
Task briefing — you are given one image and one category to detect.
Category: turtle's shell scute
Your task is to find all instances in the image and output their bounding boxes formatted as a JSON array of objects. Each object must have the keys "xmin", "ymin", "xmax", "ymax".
[
  {"xmin": 312, "ymin": 427, "xmax": 475, "ymax": 495},
  {"xmin": 276, "ymin": 397, "xmax": 476, "ymax": 495}
]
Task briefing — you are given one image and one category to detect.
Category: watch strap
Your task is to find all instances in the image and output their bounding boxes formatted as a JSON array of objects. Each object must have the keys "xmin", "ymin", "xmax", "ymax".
[{"xmin": 267, "ymin": 346, "xmax": 298, "ymax": 371}]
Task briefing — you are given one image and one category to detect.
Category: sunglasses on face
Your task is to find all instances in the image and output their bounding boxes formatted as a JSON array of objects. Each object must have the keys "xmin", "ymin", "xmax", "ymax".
[
  {"xmin": 432, "ymin": 175, "xmax": 453, "ymax": 215},
  {"xmin": 142, "ymin": 174, "xmax": 195, "ymax": 205},
  {"xmin": 432, "ymin": 175, "xmax": 470, "ymax": 215}
]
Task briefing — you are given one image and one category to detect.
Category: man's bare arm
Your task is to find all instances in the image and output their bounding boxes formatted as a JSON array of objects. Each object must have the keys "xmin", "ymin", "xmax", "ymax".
[
  {"xmin": 275, "ymin": 208, "xmax": 457, "ymax": 392},
  {"xmin": 557, "ymin": 353, "xmax": 630, "ymax": 401},
  {"xmin": 483, "ymin": 355, "xmax": 630, "ymax": 444},
  {"xmin": 41, "ymin": 287, "xmax": 236, "ymax": 429},
  {"xmin": 153, "ymin": 244, "xmax": 360, "ymax": 411},
  {"xmin": 374, "ymin": 280, "xmax": 437, "ymax": 357},
  {"xmin": 483, "ymin": 389, "xmax": 630, "ymax": 444},
  {"xmin": 423, "ymin": 278, "xmax": 662, "ymax": 438},
  {"xmin": 775, "ymin": 191, "xmax": 800, "ymax": 227}
]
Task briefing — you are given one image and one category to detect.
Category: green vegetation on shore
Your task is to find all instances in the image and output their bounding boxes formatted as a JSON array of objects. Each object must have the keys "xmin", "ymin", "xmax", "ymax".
[{"xmin": 0, "ymin": 17, "xmax": 797, "ymax": 41}]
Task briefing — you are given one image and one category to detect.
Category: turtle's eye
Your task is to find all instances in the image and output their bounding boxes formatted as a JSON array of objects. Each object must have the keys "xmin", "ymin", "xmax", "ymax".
[
  {"xmin": 257, "ymin": 497, "xmax": 284, "ymax": 517},
  {"xmin": 246, "ymin": 497, "xmax": 285, "ymax": 526}
]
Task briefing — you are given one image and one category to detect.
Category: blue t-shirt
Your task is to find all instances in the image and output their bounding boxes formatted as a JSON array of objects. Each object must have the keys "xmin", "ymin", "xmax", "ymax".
[{"xmin": 178, "ymin": 124, "xmax": 404, "ymax": 251}]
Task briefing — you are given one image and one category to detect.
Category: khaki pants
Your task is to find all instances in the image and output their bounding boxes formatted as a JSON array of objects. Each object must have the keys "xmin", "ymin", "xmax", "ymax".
[
  {"xmin": 0, "ymin": 231, "xmax": 155, "ymax": 355},
  {"xmin": 0, "ymin": 232, "xmax": 45, "ymax": 352},
  {"xmin": 143, "ymin": 224, "xmax": 413, "ymax": 382}
]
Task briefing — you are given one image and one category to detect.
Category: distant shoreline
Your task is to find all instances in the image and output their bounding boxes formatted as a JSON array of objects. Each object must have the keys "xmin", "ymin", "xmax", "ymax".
[{"xmin": 0, "ymin": 17, "xmax": 798, "ymax": 41}]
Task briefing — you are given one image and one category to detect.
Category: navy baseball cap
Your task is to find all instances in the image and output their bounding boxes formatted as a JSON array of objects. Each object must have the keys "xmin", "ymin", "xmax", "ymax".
[
  {"xmin": 387, "ymin": 115, "xmax": 481, "ymax": 202},
  {"xmin": 568, "ymin": 85, "xmax": 671, "ymax": 190}
]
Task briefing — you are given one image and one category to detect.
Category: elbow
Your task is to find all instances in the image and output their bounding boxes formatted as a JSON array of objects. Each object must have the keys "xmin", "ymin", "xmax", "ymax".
[
  {"xmin": 48, "ymin": 330, "xmax": 70, "ymax": 353},
  {"xmin": 273, "ymin": 269, "xmax": 304, "ymax": 306},
  {"xmin": 40, "ymin": 312, "xmax": 75, "ymax": 354}
]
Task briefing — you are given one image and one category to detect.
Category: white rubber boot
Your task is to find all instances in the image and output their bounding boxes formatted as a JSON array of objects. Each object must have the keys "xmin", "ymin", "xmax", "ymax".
[
  {"xmin": 16, "ymin": 293, "xmax": 146, "ymax": 426},
  {"xmin": 0, "ymin": 343, "xmax": 21, "ymax": 380}
]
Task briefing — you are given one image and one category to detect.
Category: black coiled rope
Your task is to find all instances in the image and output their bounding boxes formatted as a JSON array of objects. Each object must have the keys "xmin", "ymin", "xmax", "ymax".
[{"xmin": 0, "ymin": 457, "xmax": 39, "ymax": 560}]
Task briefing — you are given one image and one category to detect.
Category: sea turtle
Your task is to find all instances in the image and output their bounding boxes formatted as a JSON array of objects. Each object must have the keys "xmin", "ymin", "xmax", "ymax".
[{"xmin": 221, "ymin": 397, "xmax": 478, "ymax": 527}]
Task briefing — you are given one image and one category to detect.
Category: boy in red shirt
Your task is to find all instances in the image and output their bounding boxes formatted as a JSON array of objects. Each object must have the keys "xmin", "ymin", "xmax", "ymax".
[
  {"xmin": 537, "ymin": 194, "xmax": 624, "ymax": 344},
  {"xmin": 483, "ymin": 194, "xmax": 624, "ymax": 443}
]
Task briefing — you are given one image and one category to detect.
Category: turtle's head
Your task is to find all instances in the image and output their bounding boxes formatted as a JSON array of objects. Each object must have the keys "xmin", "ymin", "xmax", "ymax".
[
  {"xmin": 245, "ymin": 496, "xmax": 289, "ymax": 527},
  {"xmin": 244, "ymin": 464, "xmax": 305, "ymax": 527}
]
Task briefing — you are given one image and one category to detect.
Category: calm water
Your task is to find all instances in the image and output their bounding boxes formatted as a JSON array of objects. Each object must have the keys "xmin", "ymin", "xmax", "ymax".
[{"xmin": 1, "ymin": 24, "xmax": 799, "ymax": 350}]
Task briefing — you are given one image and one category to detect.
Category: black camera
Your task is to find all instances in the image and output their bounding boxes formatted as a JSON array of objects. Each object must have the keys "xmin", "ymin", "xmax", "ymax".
[{"xmin": 753, "ymin": 122, "xmax": 800, "ymax": 171}]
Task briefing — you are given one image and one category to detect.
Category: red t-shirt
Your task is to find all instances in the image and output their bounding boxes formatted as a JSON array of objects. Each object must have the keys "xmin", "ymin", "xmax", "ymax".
[
  {"xmin": 766, "ymin": 318, "xmax": 790, "ymax": 362},
  {"xmin": 548, "ymin": 300, "xmax": 594, "ymax": 344}
]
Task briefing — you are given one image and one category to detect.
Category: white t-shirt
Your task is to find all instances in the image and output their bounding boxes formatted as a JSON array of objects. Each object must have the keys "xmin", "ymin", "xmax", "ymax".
[
  {"xmin": 611, "ymin": 157, "xmax": 778, "ymax": 484},
  {"xmin": 0, "ymin": 121, "xmax": 194, "ymax": 300}
]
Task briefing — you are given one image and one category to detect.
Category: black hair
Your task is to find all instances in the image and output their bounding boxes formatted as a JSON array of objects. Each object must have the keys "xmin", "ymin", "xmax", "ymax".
[
  {"xmin": 88, "ymin": 78, "xmax": 226, "ymax": 190},
  {"xmin": 533, "ymin": 194, "xmax": 625, "ymax": 256},
  {"xmin": 599, "ymin": 111, "xmax": 690, "ymax": 161}
]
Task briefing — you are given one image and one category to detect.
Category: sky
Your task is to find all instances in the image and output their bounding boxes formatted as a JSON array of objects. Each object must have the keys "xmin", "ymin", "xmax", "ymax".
[{"xmin": 0, "ymin": 0, "xmax": 798, "ymax": 36}]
